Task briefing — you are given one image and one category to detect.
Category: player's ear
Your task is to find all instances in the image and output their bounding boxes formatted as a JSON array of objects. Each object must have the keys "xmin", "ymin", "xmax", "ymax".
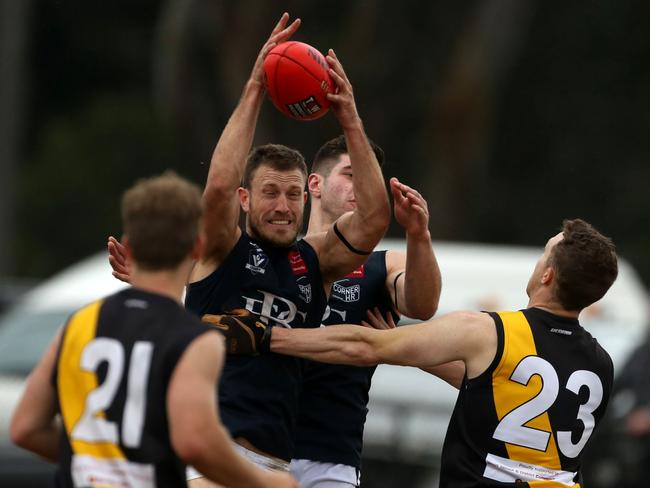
[
  {"xmin": 308, "ymin": 173, "xmax": 322, "ymax": 198},
  {"xmin": 541, "ymin": 266, "xmax": 555, "ymax": 285},
  {"xmin": 238, "ymin": 186, "xmax": 250, "ymax": 212}
]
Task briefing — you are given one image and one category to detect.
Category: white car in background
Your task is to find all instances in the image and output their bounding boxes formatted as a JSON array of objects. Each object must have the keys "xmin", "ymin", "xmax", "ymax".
[{"xmin": 0, "ymin": 240, "xmax": 646, "ymax": 487}]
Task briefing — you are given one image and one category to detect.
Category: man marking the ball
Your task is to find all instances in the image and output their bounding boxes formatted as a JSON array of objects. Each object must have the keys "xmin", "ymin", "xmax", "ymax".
[
  {"xmin": 109, "ymin": 12, "xmax": 390, "ymax": 487},
  {"xmin": 290, "ymin": 135, "xmax": 443, "ymax": 488}
]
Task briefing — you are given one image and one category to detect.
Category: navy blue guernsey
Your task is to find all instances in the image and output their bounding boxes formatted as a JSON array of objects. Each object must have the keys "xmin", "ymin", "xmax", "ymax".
[
  {"xmin": 185, "ymin": 232, "xmax": 327, "ymax": 461},
  {"xmin": 294, "ymin": 250, "xmax": 397, "ymax": 468}
]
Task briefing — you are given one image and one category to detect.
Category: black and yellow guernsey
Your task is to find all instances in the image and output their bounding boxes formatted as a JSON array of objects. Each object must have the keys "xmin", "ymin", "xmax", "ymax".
[
  {"xmin": 185, "ymin": 232, "xmax": 328, "ymax": 461},
  {"xmin": 52, "ymin": 288, "xmax": 211, "ymax": 488},
  {"xmin": 440, "ymin": 308, "xmax": 613, "ymax": 487}
]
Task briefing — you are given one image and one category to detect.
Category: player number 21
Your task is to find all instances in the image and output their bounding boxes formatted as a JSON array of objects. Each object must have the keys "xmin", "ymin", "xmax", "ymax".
[
  {"xmin": 492, "ymin": 355, "xmax": 604, "ymax": 458},
  {"xmin": 71, "ymin": 338, "xmax": 154, "ymax": 449}
]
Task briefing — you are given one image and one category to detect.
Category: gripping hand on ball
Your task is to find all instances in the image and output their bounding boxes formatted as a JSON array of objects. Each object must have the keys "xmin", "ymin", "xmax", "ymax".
[
  {"xmin": 250, "ymin": 12, "xmax": 301, "ymax": 89},
  {"xmin": 325, "ymin": 49, "xmax": 362, "ymax": 130},
  {"xmin": 201, "ymin": 309, "xmax": 272, "ymax": 355}
]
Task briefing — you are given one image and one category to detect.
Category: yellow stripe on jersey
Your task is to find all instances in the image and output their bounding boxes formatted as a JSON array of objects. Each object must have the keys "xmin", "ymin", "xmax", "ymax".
[
  {"xmin": 57, "ymin": 300, "xmax": 126, "ymax": 460},
  {"xmin": 492, "ymin": 311, "xmax": 562, "ymax": 471}
]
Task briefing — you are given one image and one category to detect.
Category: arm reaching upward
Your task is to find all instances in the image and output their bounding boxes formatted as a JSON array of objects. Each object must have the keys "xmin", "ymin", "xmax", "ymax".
[
  {"xmin": 306, "ymin": 50, "xmax": 390, "ymax": 287},
  {"xmin": 386, "ymin": 178, "xmax": 441, "ymax": 320},
  {"xmin": 195, "ymin": 13, "xmax": 301, "ymax": 281}
]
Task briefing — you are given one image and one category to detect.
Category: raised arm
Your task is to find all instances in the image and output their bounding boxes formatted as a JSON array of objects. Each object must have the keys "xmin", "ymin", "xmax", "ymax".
[
  {"xmin": 168, "ymin": 331, "xmax": 296, "ymax": 488},
  {"xmin": 307, "ymin": 51, "xmax": 390, "ymax": 285},
  {"xmin": 196, "ymin": 13, "xmax": 301, "ymax": 277},
  {"xmin": 10, "ymin": 330, "xmax": 62, "ymax": 462},
  {"xmin": 386, "ymin": 178, "xmax": 441, "ymax": 320}
]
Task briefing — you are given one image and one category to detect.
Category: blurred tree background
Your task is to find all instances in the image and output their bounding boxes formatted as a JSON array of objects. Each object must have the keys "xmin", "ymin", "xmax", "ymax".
[{"xmin": 2, "ymin": 0, "xmax": 650, "ymax": 285}]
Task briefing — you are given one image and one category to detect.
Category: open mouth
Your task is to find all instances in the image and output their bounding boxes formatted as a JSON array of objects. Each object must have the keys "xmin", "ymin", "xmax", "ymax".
[{"xmin": 269, "ymin": 219, "xmax": 291, "ymax": 225}]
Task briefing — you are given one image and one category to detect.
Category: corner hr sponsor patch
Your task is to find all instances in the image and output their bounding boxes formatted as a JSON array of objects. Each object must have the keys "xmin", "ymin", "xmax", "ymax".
[
  {"xmin": 331, "ymin": 281, "xmax": 361, "ymax": 303},
  {"xmin": 297, "ymin": 276, "xmax": 312, "ymax": 303}
]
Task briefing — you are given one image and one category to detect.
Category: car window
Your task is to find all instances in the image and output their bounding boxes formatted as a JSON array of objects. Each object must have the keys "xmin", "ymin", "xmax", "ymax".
[{"xmin": 0, "ymin": 309, "xmax": 71, "ymax": 376}]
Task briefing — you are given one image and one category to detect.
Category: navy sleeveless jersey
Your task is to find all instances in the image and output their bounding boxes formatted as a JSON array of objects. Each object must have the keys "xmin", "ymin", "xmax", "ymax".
[
  {"xmin": 185, "ymin": 233, "xmax": 327, "ymax": 461},
  {"xmin": 439, "ymin": 308, "xmax": 613, "ymax": 487},
  {"xmin": 53, "ymin": 288, "xmax": 211, "ymax": 488},
  {"xmin": 294, "ymin": 250, "xmax": 397, "ymax": 468}
]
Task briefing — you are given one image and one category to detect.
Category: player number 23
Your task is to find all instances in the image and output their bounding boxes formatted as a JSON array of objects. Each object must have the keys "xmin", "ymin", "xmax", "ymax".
[
  {"xmin": 71, "ymin": 338, "xmax": 154, "ymax": 449},
  {"xmin": 492, "ymin": 356, "xmax": 603, "ymax": 458}
]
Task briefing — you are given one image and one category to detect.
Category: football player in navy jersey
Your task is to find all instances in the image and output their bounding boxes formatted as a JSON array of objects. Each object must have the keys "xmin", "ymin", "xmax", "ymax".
[
  {"xmin": 11, "ymin": 173, "xmax": 297, "ymax": 488},
  {"xmin": 235, "ymin": 219, "xmax": 618, "ymax": 488},
  {"xmin": 290, "ymin": 135, "xmax": 443, "ymax": 487},
  {"xmin": 109, "ymin": 12, "xmax": 390, "ymax": 487}
]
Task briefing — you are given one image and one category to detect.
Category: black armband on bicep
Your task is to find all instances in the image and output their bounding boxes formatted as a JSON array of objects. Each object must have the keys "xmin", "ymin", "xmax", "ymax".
[{"xmin": 333, "ymin": 221, "xmax": 372, "ymax": 256}]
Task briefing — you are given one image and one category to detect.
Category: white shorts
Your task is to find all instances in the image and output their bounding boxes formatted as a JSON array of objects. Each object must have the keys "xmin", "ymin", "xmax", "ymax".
[
  {"xmin": 186, "ymin": 444, "xmax": 290, "ymax": 481},
  {"xmin": 289, "ymin": 458, "xmax": 360, "ymax": 488}
]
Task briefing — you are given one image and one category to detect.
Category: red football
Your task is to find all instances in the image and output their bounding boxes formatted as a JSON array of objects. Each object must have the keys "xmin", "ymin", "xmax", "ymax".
[{"xmin": 263, "ymin": 41, "xmax": 333, "ymax": 121}]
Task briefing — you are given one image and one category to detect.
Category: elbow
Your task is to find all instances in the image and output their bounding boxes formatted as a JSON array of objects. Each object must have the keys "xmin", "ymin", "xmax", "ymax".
[
  {"xmin": 173, "ymin": 431, "xmax": 211, "ymax": 466},
  {"xmin": 408, "ymin": 300, "xmax": 439, "ymax": 321},
  {"xmin": 10, "ymin": 414, "xmax": 35, "ymax": 450}
]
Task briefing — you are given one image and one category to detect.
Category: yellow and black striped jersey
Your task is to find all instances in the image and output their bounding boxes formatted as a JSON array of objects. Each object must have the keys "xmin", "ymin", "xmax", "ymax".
[
  {"xmin": 52, "ymin": 288, "xmax": 211, "ymax": 488},
  {"xmin": 440, "ymin": 308, "xmax": 613, "ymax": 487}
]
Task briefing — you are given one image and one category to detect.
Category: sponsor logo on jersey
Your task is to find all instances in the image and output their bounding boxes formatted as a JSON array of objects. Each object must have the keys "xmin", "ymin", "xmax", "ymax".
[
  {"xmin": 288, "ymin": 250, "xmax": 308, "ymax": 275},
  {"xmin": 297, "ymin": 276, "xmax": 312, "ymax": 303},
  {"xmin": 242, "ymin": 290, "xmax": 307, "ymax": 328},
  {"xmin": 332, "ymin": 281, "xmax": 361, "ymax": 303},
  {"xmin": 550, "ymin": 328, "xmax": 573, "ymax": 336},
  {"xmin": 246, "ymin": 244, "xmax": 268, "ymax": 275},
  {"xmin": 345, "ymin": 265, "xmax": 365, "ymax": 279}
]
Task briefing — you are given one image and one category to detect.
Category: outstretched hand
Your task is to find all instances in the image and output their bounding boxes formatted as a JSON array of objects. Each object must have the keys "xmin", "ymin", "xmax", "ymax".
[
  {"xmin": 390, "ymin": 177, "xmax": 430, "ymax": 240},
  {"xmin": 249, "ymin": 12, "xmax": 301, "ymax": 88},
  {"xmin": 107, "ymin": 236, "xmax": 131, "ymax": 283}
]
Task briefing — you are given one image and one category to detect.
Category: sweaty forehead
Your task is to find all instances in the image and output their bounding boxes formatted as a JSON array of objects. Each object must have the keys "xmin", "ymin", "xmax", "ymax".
[{"xmin": 253, "ymin": 166, "xmax": 305, "ymax": 188}]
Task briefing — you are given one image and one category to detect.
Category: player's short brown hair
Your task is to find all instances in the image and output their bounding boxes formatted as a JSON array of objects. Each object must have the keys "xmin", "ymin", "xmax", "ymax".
[
  {"xmin": 242, "ymin": 144, "xmax": 308, "ymax": 189},
  {"xmin": 122, "ymin": 171, "xmax": 202, "ymax": 270},
  {"xmin": 311, "ymin": 135, "xmax": 385, "ymax": 176},
  {"xmin": 550, "ymin": 219, "xmax": 618, "ymax": 311}
]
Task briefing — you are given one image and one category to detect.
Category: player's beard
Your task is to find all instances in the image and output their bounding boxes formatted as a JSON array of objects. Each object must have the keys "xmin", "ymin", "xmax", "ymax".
[{"xmin": 247, "ymin": 202, "xmax": 303, "ymax": 247}]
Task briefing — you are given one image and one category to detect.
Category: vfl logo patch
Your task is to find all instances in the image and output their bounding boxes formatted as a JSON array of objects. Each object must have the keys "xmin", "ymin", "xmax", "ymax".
[
  {"xmin": 288, "ymin": 250, "xmax": 308, "ymax": 275},
  {"xmin": 332, "ymin": 281, "xmax": 361, "ymax": 303},
  {"xmin": 287, "ymin": 96, "xmax": 322, "ymax": 119},
  {"xmin": 246, "ymin": 245, "xmax": 268, "ymax": 275}
]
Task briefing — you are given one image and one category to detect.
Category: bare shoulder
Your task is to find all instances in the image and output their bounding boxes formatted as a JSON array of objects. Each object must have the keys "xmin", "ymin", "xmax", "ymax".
[{"xmin": 384, "ymin": 249, "xmax": 406, "ymax": 272}]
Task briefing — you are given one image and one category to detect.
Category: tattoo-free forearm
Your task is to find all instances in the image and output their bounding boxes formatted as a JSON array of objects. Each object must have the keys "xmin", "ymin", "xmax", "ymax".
[
  {"xmin": 400, "ymin": 232, "xmax": 441, "ymax": 319},
  {"xmin": 271, "ymin": 325, "xmax": 379, "ymax": 366}
]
